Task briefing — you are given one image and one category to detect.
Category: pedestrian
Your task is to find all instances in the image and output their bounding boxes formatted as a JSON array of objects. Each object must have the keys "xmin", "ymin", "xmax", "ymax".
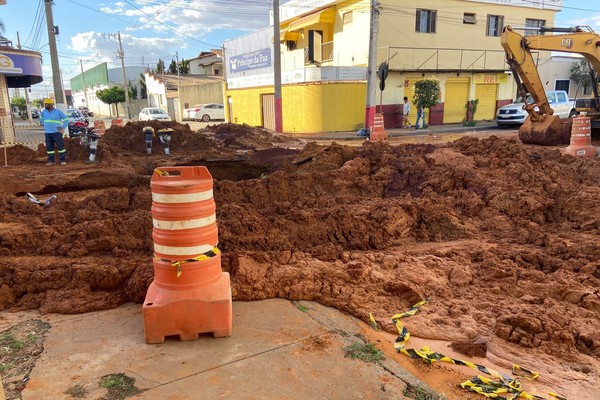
[
  {"xmin": 402, "ymin": 96, "xmax": 411, "ymax": 128},
  {"xmin": 415, "ymin": 104, "xmax": 425, "ymax": 129},
  {"xmin": 40, "ymin": 98, "xmax": 69, "ymax": 166}
]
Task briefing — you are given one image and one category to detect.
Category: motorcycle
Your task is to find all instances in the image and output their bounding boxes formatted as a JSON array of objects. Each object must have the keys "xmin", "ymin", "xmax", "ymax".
[{"xmin": 68, "ymin": 118, "xmax": 90, "ymax": 138}]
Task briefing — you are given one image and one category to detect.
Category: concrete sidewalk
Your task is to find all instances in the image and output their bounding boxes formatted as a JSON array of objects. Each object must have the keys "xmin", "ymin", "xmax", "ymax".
[
  {"xmin": 292, "ymin": 121, "xmax": 500, "ymax": 141},
  {"xmin": 18, "ymin": 299, "xmax": 439, "ymax": 400}
]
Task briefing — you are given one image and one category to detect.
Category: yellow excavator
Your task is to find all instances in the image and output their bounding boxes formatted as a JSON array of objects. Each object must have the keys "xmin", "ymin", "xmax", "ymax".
[{"xmin": 501, "ymin": 25, "xmax": 600, "ymax": 145}]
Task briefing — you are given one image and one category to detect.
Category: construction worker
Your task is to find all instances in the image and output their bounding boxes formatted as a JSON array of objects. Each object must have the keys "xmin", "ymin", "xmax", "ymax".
[{"xmin": 39, "ymin": 98, "xmax": 69, "ymax": 166}]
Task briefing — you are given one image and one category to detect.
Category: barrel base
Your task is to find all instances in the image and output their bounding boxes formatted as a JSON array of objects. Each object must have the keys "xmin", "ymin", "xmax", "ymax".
[
  {"xmin": 566, "ymin": 144, "xmax": 597, "ymax": 158},
  {"xmin": 142, "ymin": 272, "xmax": 232, "ymax": 344}
]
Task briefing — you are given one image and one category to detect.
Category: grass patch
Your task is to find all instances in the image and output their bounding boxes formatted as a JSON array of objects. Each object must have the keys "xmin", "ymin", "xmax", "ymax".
[
  {"xmin": 99, "ymin": 373, "xmax": 143, "ymax": 400},
  {"xmin": 403, "ymin": 386, "xmax": 434, "ymax": 400},
  {"xmin": 0, "ymin": 362, "xmax": 13, "ymax": 372},
  {"xmin": 65, "ymin": 384, "xmax": 88, "ymax": 399},
  {"xmin": 296, "ymin": 304, "xmax": 310, "ymax": 313},
  {"xmin": 0, "ymin": 331, "xmax": 24, "ymax": 350},
  {"xmin": 344, "ymin": 341, "xmax": 383, "ymax": 363}
]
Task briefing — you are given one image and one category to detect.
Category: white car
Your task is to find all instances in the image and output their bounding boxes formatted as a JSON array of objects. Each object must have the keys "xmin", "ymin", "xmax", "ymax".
[
  {"xmin": 191, "ymin": 104, "xmax": 225, "ymax": 122},
  {"xmin": 139, "ymin": 107, "xmax": 171, "ymax": 121},
  {"xmin": 183, "ymin": 104, "xmax": 203, "ymax": 120}
]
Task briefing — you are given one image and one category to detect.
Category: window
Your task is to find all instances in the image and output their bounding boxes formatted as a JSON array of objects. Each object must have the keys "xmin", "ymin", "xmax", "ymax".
[
  {"xmin": 286, "ymin": 40, "xmax": 297, "ymax": 51},
  {"xmin": 486, "ymin": 15, "xmax": 504, "ymax": 37},
  {"xmin": 525, "ymin": 18, "xmax": 545, "ymax": 36},
  {"xmin": 555, "ymin": 80, "xmax": 570, "ymax": 94},
  {"xmin": 556, "ymin": 91, "xmax": 567, "ymax": 103},
  {"xmin": 416, "ymin": 9, "xmax": 437, "ymax": 33},
  {"xmin": 343, "ymin": 11, "xmax": 353, "ymax": 25},
  {"xmin": 463, "ymin": 13, "xmax": 476, "ymax": 25}
]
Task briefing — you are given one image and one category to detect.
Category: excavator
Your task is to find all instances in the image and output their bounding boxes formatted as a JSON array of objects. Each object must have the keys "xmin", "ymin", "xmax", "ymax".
[{"xmin": 501, "ymin": 25, "xmax": 600, "ymax": 145}]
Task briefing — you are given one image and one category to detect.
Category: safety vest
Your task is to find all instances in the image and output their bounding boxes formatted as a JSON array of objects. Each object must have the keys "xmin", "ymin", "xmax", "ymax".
[{"xmin": 40, "ymin": 108, "xmax": 69, "ymax": 133}]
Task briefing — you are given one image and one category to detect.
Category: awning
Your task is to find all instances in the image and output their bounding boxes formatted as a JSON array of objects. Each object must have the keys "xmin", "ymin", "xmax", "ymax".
[
  {"xmin": 288, "ymin": 7, "xmax": 335, "ymax": 31},
  {"xmin": 280, "ymin": 29, "xmax": 301, "ymax": 42}
]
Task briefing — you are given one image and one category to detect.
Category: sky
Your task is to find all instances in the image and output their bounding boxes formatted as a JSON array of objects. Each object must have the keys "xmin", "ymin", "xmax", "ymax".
[{"xmin": 1, "ymin": 0, "xmax": 600, "ymax": 99}]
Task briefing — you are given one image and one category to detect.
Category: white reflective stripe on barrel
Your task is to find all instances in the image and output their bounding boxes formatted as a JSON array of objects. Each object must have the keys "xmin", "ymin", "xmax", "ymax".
[
  {"xmin": 153, "ymin": 214, "xmax": 216, "ymax": 230},
  {"xmin": 153, "ymin": 243, "xmax": 215, "ymax": 255},
  {"xmin": 152, "ymin": 189, "xmax": 214, "ymax": 203}
]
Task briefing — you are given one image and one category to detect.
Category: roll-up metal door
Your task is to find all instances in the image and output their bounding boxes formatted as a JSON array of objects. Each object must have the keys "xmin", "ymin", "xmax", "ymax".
[
  {"xmin": 474, "ymin": 84, "xmax": 498, "ymax": 120},
  {"xmin": 444, "ymin": 78, "xmax": 470, "ymax": 124},
  {"xmin": 261, "ymin": 94, "xmax": 275, "ymax": 130}
]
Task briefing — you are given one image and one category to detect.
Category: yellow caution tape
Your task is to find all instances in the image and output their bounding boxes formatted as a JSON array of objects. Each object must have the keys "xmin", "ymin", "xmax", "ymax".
[
  {"xmin": 1, "ymin": 141, "xmax": 45, "ymax": 145},
  {"xmin": 153, "ymin": 168, "xmax": 170, "ymax": 176},
  {"xmin": 373, "ymin": 299, "xmax": 567, "ymax": 400},
  {"xmin": 369, "ymin": 313, "xmax": 379, "ymax": 331},
  {"xmin": 153, "ymin": 247, "xmax": 220, "ymax": 277}
]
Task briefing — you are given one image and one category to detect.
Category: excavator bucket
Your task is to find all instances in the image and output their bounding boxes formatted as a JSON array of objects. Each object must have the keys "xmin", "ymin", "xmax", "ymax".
[{"xmin": 518, "ymin": 114, "xmax": 570, "ymax": 146}]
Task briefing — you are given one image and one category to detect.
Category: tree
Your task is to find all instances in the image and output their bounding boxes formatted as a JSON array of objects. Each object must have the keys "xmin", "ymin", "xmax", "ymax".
[
  {"xmin": 156, "ymin": 59, "xmax": 165, "ymax": 74},
  {"xmin": 11, "ymin": 96, "xmax": 27, "ymax": 119},
  {"xmin": 33, "ymin": 98, "xmax": 44, "ymax": 108},
  {"xmin": 570, "ymin": 58, "xmax": 595, "ymax": 96},
  {"xmin": 129, "ymin": 81, "xmax": 138, "ymax": 99},
  {"xmin": 412, "ymin": 78, "xmax": 441, "ymax": 128},
  {"xmin": 168, "ymin": 59, "xmax": 178, "ymax": 74},
  {"xmin": 179, "ymin": 59, "xmax": 190, "ymax": 74},
  {"xmin": 139, "ymin": 73, "xmax": 147, "ymax": 99},
  {"xmin": 96, "ymin": 86, "xmax": 126, "ymax": 117}
]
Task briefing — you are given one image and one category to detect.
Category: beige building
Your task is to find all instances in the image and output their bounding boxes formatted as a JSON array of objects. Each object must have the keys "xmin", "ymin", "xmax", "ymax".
[
  {"xmin": 224, "ymin": 0, "xmax": 562, "ymax": 132},
  {"xmin": 145, "ymin": 72, "xmax": 224, "ymax": 121}
]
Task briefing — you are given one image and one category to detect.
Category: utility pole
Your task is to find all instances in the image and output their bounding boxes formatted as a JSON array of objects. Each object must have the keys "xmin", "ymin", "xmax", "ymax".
[
  {"xmin": 365, "ymin": 0, "xmax": 380, "ymax": 131},
  {"xmin": 117, "ymin": 32, "xmax": 132, "ymax": 119},
  {"xmin": 44, "ymin": 0, "xmax": 66, "ymax": 111},
  {"xmin": 79, "ymin": 59, "xmax": 89, "ymax": 108},
  {"xmin": 273, "ymin": 0, "xmax": 283, "ymax": 133},
  {"xmin": 176, "ymin": 51, "xmax": 182, "ymax": 122},
  {"xmin": 16, "ymin": 31, "xmax": 33, "ymax": 124}
]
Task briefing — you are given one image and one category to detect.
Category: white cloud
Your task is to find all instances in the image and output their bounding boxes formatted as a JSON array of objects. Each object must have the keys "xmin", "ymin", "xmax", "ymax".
[
  {"xmin": 115, "ymin": 0, "xmax": 270, "ymax": 38},
  {"xmin": 68, "ymin": 31, "xmax": 186, "ymax": 71}
]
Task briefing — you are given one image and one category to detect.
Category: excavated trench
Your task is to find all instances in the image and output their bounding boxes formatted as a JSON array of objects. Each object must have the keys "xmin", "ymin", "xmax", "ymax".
[{"xmin": 1, "ymin": 122, "xmax": 599, "ymax": 398}]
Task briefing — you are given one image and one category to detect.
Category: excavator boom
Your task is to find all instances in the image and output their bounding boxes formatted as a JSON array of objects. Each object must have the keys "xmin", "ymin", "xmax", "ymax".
[{"xmin": 500, "ymin": 25, "xmax": 600, "ymax": 145}]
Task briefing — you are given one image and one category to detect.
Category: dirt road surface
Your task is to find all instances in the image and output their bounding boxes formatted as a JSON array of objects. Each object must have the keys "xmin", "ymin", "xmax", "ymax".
[{"xmin": 0, "ymin": 121, "xmax": 599, "ymax": 399}]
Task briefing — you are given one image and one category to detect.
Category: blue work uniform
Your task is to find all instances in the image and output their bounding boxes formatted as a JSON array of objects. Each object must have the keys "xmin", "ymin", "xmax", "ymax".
[{"xmin": 40, "ymin": 108, "xmax": 69, "ymax": 162}]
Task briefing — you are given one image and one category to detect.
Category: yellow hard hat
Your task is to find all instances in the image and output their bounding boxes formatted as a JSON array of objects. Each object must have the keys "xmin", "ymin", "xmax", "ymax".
[
  {"xmin": 142, "ymin": 126, "xmax": 154, "ymax": 132},
  {"xmin": 43, "ymin": 98, "xmax": 55, "ymax": 105},
  {"xmin": 158, "ymin": 128, "xmax": 174, "ymax": 133}
]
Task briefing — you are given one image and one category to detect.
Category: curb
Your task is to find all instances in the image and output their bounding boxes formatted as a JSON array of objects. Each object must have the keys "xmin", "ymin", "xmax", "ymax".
[{"xmin": 294, "ymin": 123, "xmax": 498, "ymax": 141}]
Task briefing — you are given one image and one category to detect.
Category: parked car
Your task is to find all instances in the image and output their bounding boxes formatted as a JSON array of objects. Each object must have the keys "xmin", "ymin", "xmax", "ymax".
[
  {"xmin": 183, "ymin": 104, "xmax": 203, "ymax": 120},
  {"xmin": 192, "ymin": 103, "xmax": 225, "ymax": 122},
  {"xmin": 65, "ymin": 108, "xmax": 85, "ymax": 122},
  {"xmin": 77, "ymin": 106, "xmax": 94, "ymax": 117},
  {"xmin": 30, "ymin": 107, "xmax": 39, "ymax": 119},
  {"xmin": 496, "ymin": 90, "xmax": 574, "ymax": 127},
  {"xmin": 139, "ymin": 107, "xmax": 172, "ymax": 121}
]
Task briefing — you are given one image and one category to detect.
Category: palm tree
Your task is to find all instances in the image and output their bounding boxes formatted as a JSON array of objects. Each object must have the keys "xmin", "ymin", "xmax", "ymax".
[{"xmin": 0, "ymin": 19, "xmax": 5, "ymax": 35}]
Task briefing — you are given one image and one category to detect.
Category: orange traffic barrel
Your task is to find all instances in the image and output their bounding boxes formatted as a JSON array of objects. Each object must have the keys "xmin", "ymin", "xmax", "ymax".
[
  {"xmin": 150, "ymin": 166, "xmax": 218, "ymax": 260},
  {"xmin": 93, "ymin": 120, "xmax": 106, "ymax": 135},
  {"xmin": 111, "ymin": 118, "xmax": 124, "ymax": 127},
  {"xmin": 370, "ymin": 113, "xmax": 388, "ymax": 141},
  {"xmin": 566, "ymin": 115, "xmax": 596, "ymax": 157},
  {"xmin": 143, "ymin": 166, "xmax": 232, "ymax": 344}
]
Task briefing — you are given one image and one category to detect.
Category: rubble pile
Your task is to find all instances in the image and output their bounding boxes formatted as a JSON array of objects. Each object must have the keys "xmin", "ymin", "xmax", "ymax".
[{"xmin": 0, "ymin": 130, "xmax": 599, "ymax": 396}]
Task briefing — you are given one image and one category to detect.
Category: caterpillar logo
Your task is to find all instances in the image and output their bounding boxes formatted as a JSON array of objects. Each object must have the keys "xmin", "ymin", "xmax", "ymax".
[
  {"xmin": 561, "ymin": 38, "xmax": 573, "ymax": 49},
  {"xmin": 0, "ymin": 54, "xmax": 23, "ymax": 73}
]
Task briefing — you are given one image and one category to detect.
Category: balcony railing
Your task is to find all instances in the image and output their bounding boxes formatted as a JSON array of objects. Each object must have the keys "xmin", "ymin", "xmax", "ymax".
[
  {"xmin": 304, "ymin": 41, "xmax": 335, "ymax": 65},
  {"xmin": 378, "ymin": 46, "xmax": 540, "ymax": 72}
]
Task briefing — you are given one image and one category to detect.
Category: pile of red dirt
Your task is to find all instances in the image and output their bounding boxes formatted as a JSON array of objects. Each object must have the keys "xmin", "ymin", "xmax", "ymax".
[{"xmin": 0, "ymin": 133, "xmax": 599, "ymax": 396}]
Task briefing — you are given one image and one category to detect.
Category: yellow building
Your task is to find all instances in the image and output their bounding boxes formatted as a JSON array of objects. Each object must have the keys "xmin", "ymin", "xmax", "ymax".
[{"xmin": 223, "ymin": 0, "xmax": 562, "ymax": 133}]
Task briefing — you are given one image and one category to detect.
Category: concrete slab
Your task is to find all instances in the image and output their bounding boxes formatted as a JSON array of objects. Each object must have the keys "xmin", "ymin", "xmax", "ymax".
[{"xmin": 21, "ymin": 299, "xmax": 438, "ymax": 400}]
